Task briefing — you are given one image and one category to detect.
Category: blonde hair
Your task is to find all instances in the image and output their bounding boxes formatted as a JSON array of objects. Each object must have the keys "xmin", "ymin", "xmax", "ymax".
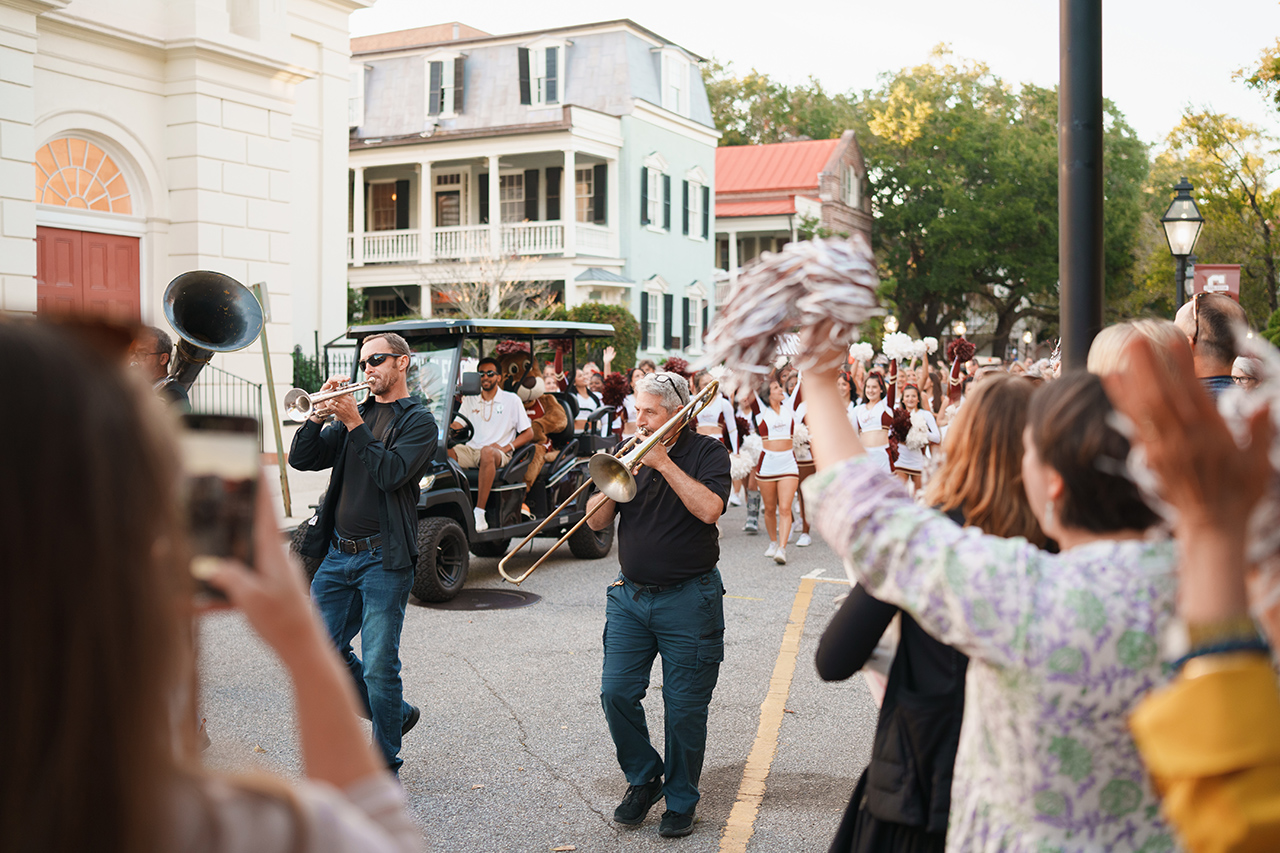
[
  {"xmin": 1087, "ymin": 319, "xmax": 1184, "ymax": 377},
  {"xmin": 925, "ymin": 375, "xmax": 1045, "ymax": 544}
]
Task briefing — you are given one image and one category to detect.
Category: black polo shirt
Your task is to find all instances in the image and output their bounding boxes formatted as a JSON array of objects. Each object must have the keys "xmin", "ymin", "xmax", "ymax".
[{"xmin": 616, "ymin": 429, "xmax": 731, "ymax": 585}]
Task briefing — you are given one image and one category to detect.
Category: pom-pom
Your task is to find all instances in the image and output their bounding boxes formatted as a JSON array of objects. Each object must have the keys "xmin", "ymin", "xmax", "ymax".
[
  {"xmin": 601, "ymin": 371, "xmax": 628, "ymax": 407},
  {"xmin": 734, "ymin": 414, "xmax": 751, "ymax": 441},
  {"xmin": 882, "ymin": 332, "xmax": 914, "ymax": 362},
  {"xmin": 792, "ymin": 420, "xmax": 810, "ymax": 452},
  {"xmin": 663, "ymin": 356, "xmax": 690, "ymax": 378},
  {"xmin": 741, "ymin": 433, "xmax": 764, "ymax": 464},
  {"xmin": 923, "ymin": 337, "xmax": 939, "ymax": 356},
  {"xmin": 905, "ymin": 409, "xmax": 930, "ymax": 451},
  {"xmin": 889, "ymin": 407, "xmax": 912, "ymax": 443},
  {"xmin": 730, "ymin": 450, "xmax": 755, "ymax": 481},
  {"xmin": 910, "ymin": 339, "xmax": 930, "ymax": 361},
  {"xmin": 947, "ymin": 337, "xmax": 976, "ymax": 364},
  {"xmin": 848, "ymin": 342, "xmax": 875, "ymax": 364},
  {"xmin": 699, "ymin": 236, "xmax": 882, "ymax": 392},
  {"xmin": 494, "ymin": 339, "xmax": 531, "ymax": 356}
]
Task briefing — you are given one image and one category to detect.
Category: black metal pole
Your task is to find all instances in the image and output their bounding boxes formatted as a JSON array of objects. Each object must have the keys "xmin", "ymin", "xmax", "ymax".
[
  {"xmin": 1175, "ymin": 255, "xmax": 1188, "ymax": 308},
  {"xmin": 1058, "ymin": 0, "xmax": 1104, "ymax": 371}
]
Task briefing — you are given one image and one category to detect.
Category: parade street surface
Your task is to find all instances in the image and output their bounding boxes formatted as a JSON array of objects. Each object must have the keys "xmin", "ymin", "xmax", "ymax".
[{"xmin": 199, "ymin": 494, "xmax": 879, "ymax": 852}]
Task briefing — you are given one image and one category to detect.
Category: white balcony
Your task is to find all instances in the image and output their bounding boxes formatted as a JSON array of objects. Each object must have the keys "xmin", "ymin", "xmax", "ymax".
[{"xmin": 348, "ymin": 221, "xmax": 616, "ymax": 265}]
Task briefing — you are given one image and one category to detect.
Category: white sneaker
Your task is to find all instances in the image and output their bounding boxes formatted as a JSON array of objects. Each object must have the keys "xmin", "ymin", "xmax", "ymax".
[
  {"xmin": 773, "ymin": 547, "xmax": 787, "ymax": 565},
  {"xmin": 728, "ymin": 490, "xmax": 744, "ymax": 507},
  {"xmin": 797, "ymin": 533, "xmax": 812, "ymax": 547},
  {"xmin": 473, "ymin": 507, "xmax": 488, "ymax": 532},
  {"xmin": 764, "ymin": 541, "xmax": 778, "ymax": 558}
]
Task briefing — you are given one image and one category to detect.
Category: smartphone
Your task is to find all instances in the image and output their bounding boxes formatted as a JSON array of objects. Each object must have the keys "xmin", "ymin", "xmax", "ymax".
[{"xmin": 178, "ymin": 414, "xmax": 259, "ymax": 601}]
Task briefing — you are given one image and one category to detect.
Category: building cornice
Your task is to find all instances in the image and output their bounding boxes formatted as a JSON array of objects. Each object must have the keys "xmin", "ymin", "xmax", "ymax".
[
  {"xmin": 630, "ymin": 99, "xmax": 719, "ymax": 144},
  {"xmin": 351, "ymin": 114, "xmax": 574, "ymax": 151}
]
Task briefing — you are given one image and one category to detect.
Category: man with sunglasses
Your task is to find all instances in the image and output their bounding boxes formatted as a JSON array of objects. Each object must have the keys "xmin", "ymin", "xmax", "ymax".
[
  {"xmin": 290, "ymin": 332, "xmax": 438, "ymax": 774},
  {"xmin": 1174, "ymin": 291, "xmax": 1249, "ymax": 398},
  {"xmin": 449, "ymin": 356, "xmax": 533, "ymax": 532}
]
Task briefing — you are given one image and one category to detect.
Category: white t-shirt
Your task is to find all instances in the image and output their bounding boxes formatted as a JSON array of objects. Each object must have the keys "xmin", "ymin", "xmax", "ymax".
[{"xmin": 460, "ymin": 389, "xmax": 531, "ymax": 449}]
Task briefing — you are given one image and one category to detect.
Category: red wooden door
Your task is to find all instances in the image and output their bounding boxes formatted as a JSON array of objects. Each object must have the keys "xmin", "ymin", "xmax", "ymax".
[{"xmin": 36, "ymin": 226, "xmax": 140, "ymax": 320}]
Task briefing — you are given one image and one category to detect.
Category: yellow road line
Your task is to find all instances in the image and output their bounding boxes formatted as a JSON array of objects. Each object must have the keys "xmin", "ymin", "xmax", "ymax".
[
  {"xmin": 719, "ymin": 577, "xmax": 817, "ymax": 853},
  {"xmin": 725, "ymin": 594, "xmax": 765, "ymax": 601}
]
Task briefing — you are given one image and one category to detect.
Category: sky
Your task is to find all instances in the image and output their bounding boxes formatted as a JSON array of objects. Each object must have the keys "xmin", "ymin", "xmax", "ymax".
[{"xmin": 350, "ymin": 0, "xmax": 1280, "ymax": 150}]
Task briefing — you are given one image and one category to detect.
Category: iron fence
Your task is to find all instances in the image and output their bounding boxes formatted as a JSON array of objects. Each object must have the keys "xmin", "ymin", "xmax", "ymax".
[
  {"xmin": 189, "ymin": 364, "xmax": 264, "ymax": 450},
  {"xmin": 324, "ymin": 340, "xmax": 358, "ymax": 381}
]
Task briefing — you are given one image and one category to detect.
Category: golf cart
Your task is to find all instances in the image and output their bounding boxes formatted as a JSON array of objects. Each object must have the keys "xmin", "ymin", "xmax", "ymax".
[{"xmin": 290, "ymin": 318, "xmax": 621, "ymax": 602}]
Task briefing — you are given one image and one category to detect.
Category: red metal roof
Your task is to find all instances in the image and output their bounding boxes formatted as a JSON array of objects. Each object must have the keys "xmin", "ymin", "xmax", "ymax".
[
  {"xmin": 715, "ymin": 199, "xmax": 796, "ymax": 217},
  {"xmin": 716, "ymin": 139, "xmax": 840, "ymax": 194}
]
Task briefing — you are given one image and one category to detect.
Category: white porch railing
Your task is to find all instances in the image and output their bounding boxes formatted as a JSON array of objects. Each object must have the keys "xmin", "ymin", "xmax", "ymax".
[
  {"xmin": 347, "ymin": 229, "xmax": 420, "ymax": 264},
  {"xmin": 576, "ymin": 222, "xmax": 612, "ymax": 256},
  {"xmin": 434, "ymin": 225, "xmax": 490, "ymax": 260},
  {"xmin": 502, "ymin": 221, "xmax": 563, "ymax": 255}
]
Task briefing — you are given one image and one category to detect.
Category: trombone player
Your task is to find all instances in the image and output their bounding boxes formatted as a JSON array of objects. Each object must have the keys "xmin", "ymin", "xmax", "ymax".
[{"xmin": 585, "ymin": 371, "xmax": 731, "ymax": 838}]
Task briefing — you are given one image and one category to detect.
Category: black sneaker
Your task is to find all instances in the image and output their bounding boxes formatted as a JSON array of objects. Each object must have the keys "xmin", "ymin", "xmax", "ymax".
[
  {"xmin": 402, "ymin": 705, "xmax": 421, "ymax": 737},
  {"xmin": 658, "ymin": 810, "xmax": 695, "ymax": 837},
  {"xmin": 613, "ymin": 777, "xmax": 664, "ymax": 825}
]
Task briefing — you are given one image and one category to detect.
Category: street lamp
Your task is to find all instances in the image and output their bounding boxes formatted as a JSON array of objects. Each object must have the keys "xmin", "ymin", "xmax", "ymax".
[
  {"xmin": 1022, "ymin": 329, "xmax": 1034, "ymax": 360},
  {"xmin": 1160, "ymin": 177, "xmax": 1205, "ymax": 308},
  {"xmin": 884, "ymin": 316, "xmax": 899, "ymax": 334},
  {"xmin": 952, "ymin": 320, "xmax": 966, "ymax": 337}
]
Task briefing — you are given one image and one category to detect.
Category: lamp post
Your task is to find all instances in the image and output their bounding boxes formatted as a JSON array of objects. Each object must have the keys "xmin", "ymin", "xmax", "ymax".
[
  {"xmin": 953, "ymin": 320, "xmax": 966, "ymax": 338},
  {"xmin": 884, "ymin": 316, "xmax": 899, "ymax": 334},
  {"xmin": 1023, "ymin": 329, "xmax": 1034, "ymax": 360},
  {"xmin": 1160, "ymin": 177, "xmax": 1205, "ymax": 308}
]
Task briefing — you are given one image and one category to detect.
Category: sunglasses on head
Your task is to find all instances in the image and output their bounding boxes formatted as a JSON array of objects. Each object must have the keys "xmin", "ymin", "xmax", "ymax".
[{"xmin": 358, "ymin": 352, "xmax": 401, "ymax": 370}]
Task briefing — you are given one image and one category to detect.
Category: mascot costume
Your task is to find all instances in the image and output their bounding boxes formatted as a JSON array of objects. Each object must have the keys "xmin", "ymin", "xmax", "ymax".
[{"xmin": 494, "ymin": 340, "xmax": 569, "ymax": 490}]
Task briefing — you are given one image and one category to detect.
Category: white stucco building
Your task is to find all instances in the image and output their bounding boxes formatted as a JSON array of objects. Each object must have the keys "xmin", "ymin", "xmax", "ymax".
[{"xmin": 0, "ymin": 0, "xmax": 365, "ymax": 453}]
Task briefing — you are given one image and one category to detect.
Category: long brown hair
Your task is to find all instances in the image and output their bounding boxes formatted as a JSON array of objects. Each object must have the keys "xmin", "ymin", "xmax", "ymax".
[
  {"xmin": 0, "ymin": 321, "xmax": 192, "ymax": 853},
  {"xmin": 925, "ymin": 374, "xmax": 1045, "ymax": 544}
]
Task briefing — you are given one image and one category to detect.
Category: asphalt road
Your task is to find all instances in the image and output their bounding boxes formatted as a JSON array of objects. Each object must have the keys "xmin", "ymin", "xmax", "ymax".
[{"xmin": 198, "ymin": 499, "xmax": 880, "ymax": 852}]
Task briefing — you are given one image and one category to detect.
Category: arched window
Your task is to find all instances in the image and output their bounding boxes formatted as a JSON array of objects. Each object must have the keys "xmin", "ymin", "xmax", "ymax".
[{"xmin": 33, "ymin": 137, "xmax": 132, "ymax": 214}]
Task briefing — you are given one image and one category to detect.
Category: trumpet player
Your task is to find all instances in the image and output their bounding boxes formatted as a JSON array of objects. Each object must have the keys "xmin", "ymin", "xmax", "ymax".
[
  {"xmin": 289, "ymin": 333, "xmax": 437, "ymax": 774},
  {"xmin": 585, "ymin": 372, "xmax": 731, "ymax": 838}
]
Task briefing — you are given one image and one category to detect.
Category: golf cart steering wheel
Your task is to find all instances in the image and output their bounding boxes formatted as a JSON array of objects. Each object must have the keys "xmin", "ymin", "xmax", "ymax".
[{"xmin": 448, "ymin": 411, "xmax": 474, "ymax": 448}]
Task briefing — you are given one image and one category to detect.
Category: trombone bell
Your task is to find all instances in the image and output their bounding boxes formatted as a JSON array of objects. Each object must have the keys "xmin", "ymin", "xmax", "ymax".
[{"xmin": 587, "ymin": 453, "xmax": 637, "ymax": 502}]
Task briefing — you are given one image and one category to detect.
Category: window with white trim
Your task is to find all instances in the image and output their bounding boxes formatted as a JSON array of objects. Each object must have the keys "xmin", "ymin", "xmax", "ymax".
[
  {"xmin": 687, "ymin": 180, "xmax": 703, "ymax": 240},
  {"xmin": 575, "ymin": 167, "xmax": 593, "ymax": 223},
  {"xmin": 499, "ymin": 174, "xmax": 524, "ymax": 223},
  {"xmin": 646, "ymin": 168, "xmax": 661, "ymax": 228},
  {"xmin": 843, "ymin": 165, "xmax": 860, "ymax": 208},
  {"xmin": 521, "ymin": 45, "xmax": 561, "ymax": 107},
  {"xmin": 349, "ymin": 64, "xmax": 366, "ymax": 128},
  {"xmin": 661, "ymin": 51, "xmax": 688, "ymax": 116},
  {"xmin": 646, "ymin": 291, "xmax": 661, "ymax": 350},
  {"xmin": 687, "ymin": 295, "xmax": 703, "ymax": 347},
  {"xmin": 426, "ymin": 56, "xmax": 464, "ymax": 117}
]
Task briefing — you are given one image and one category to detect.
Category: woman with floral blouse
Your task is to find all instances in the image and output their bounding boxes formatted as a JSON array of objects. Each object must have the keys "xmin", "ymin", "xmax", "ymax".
[{"xmin": 803, "ymin": 358, "xmax": 1180, "ymax": 852}]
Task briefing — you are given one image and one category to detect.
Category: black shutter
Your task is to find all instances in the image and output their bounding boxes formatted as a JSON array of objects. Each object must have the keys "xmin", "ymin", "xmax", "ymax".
[
  {"xmin": 683, "ymin": 297, "xmax": 692, "ymax": 349},
  {"xmin": 478, "ymin": 172, "xmax": 489, "ymax": 224},
  {"xmin": 593, "ymin": 163, "xmax": 606, "ymax": 224},
  {"xmin": 428, "ymin": 61, "xmax": 442, "ymax": 115},
  {"xmin": 702, "ymin": 304, "xmax": 709, "ymax": 341},
  {"xmin": 545, "ymin": 166, "xmax": 562, "ymax": 221},
  {"xmin": 662, "ymin": 174, "xmax": 671, "ymax": 230},
  {"xmin": 518, "ymin": 48, "xmax": 531, "ymax": 105},
  {"xmin": 639, "ymin": 167, "xmax": 648, "ymax": 225},
  {"xmin": 453, "ymin": 56, "xmax": 465, "ymax": 113},
  {"xmin": 640, "ymin": 294, "xmax": 650, "ymax": 349},
  {"xmin": 395, "ymin": 179, "xmax": 409, "ymax": 229},
  {"xmin": 682, "ymin": 180, "xmax": 689, "ymax": 235},
  {"xmin": 524, "ymin": 169, "xmax": 539, "ymax": 221},
  {"xmin": 701, "ymin": 185, "xmax": 710, "ymax": 238},
  {"xmin": 362, "ymin": 181, "xmax": 369, "ymax": 230},
  {"xmin": 545, "ymin": 47, "xmax": 558, "ymax": 103},
  {"xmin": 663, "ymin": 293, "xmax": 674, "ymax": 349}
]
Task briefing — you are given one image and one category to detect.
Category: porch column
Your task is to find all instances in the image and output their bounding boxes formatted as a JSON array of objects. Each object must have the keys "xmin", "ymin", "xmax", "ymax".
[
  {"xmin": 563, "ymin": 148, "xmax": 576, "ymax": 257},
  {"xmin": 418, "ymin": 160, "xmax": 433, "ymax": 264},
  {"xmin": 487, "ymin": 154, "xmax": 500, "ymax": 258},
  {"xmin": 352, "ymin": 166, "xmax": 365, "ymax": 267},
  {"xmin": 727, "ymin": 227, "xmax": 739, "ymax": 286},
  {"xmin": 607, "ymin": 158, "xmax": 620, "ymax": 257}
]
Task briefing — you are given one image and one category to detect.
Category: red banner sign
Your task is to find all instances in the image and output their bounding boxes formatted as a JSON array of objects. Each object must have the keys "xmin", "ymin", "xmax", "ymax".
[{"xmin": 1191, "ymin": 264, "xmax": 1241, "ymax": 301}]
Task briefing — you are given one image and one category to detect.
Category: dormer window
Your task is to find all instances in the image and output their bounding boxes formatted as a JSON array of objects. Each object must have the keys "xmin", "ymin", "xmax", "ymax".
[
  {"xmin": 659, "ymin": 49, "xmax": 690, "ymax": 117},
  {"xmin": 349, "ymin": 64, "xmax": 367, "ymax": 128},
  {"xmin": 519, "ymin": 42, "xmax": 565, "ymax": 107},
  {"xmin": 427, "ymin": 55, "xmax": 465, "ymax": 117}
]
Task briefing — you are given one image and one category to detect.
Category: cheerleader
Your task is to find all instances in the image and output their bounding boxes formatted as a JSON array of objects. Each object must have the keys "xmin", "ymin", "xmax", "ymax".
[
  {"xmin": 850, "ymin": 373, "xmax": 891, "ymax": 471},
  {"xmin": 893, "ymin": 384, "xmax": 941, "ymax": 492},
  {"xmin": 693, "ymin": 371, "xmax": 740, "ymax": 454},
  {"xmin": 735, "ymin": 386, "xmax": 763, "ymax": 527},
  {"xmin": 752, "ymin": 369, "xmax": 801, "ymax": 565},
  {"xmin": 620, "ymin": 367, "xmax": 645, "ymax": 437}
]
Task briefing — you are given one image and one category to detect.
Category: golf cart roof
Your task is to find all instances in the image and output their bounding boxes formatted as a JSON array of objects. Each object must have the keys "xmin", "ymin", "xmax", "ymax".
[{"xmin": 348, "ymin": 318, "xmax": 616, "ymax": 340}]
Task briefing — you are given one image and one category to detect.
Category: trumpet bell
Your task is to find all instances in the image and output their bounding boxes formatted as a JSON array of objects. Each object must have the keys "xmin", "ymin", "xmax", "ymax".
[
  {"xmin": 283, "ymin": 388, "xmax": 312, "ymax": 422},
  {"xmin": 588, "ymin": 453, "xmax": 637, "ymax": 503}
]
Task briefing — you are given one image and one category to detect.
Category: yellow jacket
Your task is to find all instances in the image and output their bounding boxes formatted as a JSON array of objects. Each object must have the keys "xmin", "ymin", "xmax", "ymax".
[{"xmin": 1130, "ymin": 653, "xmax": 1280, "ymax": 853}]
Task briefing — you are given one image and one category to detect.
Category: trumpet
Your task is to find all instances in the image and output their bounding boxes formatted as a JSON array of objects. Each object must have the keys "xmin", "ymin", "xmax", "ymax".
[
  {"xmin": 498, "ymin": 379, "xmax": 721, "ymax": 585},
  {"xmin": 283, "ymin": 381, "xmax": 372, "ymax": 422}
]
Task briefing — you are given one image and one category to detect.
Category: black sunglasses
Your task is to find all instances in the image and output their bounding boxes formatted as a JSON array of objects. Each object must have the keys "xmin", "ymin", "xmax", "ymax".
[
  {"xmin": 653, "ymin": 373, "xmax": 689, "ymax": 405},
  {"xmin": 358, "ymin": 352, "xmax": 402, "ymax": 370},
  {"xmin": 478, "ymin": 369, "xmax": 499, "ymax": 377}
]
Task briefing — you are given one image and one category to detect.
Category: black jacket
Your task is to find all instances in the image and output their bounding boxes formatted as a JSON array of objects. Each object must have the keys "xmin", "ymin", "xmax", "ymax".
[{"xmin": 290, "ymin": 396, "xmax": 437, "ymax": 571}]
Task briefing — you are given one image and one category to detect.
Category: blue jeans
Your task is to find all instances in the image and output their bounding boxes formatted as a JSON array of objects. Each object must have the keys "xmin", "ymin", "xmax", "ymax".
[
  {"xmin": 311, "ymin": 543, "xmax": 415, "ymax": 772},
  {"xmin": 601, "ymin": 569, "xmax": 725, "ymax": 815}
]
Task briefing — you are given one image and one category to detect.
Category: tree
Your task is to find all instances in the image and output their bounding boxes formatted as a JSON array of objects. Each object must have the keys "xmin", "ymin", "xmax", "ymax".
[
  {"xmin": 417, "ymin": 254, "xmax": 558, "ymax": 319},
  {"xmin": 701, "ymin": 59, "xmax": 858, "ymax": 146},
  {"xmin": 545, "ymin": 302, "xmax": 641, "ymax": 370},
  {"xmin": 855, "ymin": 47, "xmax": 1147, "ymax": 353}
]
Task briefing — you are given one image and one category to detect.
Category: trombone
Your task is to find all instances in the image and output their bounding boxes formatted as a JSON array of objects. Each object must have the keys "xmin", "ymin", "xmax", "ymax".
[
  {"xmin": 498, "ymin": 379, "xmax": 721, "ymax": 585},
  {"xmin": 283, "ymin": 381, "xmax": 372, "ymax": 422}
]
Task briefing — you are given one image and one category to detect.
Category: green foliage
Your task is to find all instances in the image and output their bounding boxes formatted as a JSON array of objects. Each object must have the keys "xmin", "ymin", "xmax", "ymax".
[
  {"xmin": 702, "ymin": 58, "xmax": 859, "ymax": 146},
  {"xmin": 1238, "ymin": 41, "xmax": 1280, "ymax": 111},
  {"xmin": 291, "ymin": 345, "xmax": 323, "ymax": 393},
  {"xmin": 1264, "ymin": 308, "xmax": 1280, "ymax": 347},
  {"xmin": 545, "ymin": 303, "xmax": 640, "ymax": 371},
  {"xmin": 347, "ymin": 285, "xmax": 365, "ymax": 325}
]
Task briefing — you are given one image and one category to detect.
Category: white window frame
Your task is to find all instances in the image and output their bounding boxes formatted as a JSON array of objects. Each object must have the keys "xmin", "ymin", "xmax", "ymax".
[
  {"xmin": 575, "ymin": 166, "xmax": 594, "ymax": 223},
  {"xmin": 685, "ymin": 166, "xmax": 708, "ymax": 242},
  {"xmin": 527, "ymin": 39, "xmax": 567, "ymax": 108},
  {"xmin": 349, "ymin": 64, "xmax": 366, "ymax": 128},
  {"xmin": 645, "ymin": 291, "xmax": 661, "ymax": 351},
  {"xmin": 685, "ymin": 286, "xmax": 706, "ymax": 354},
  {"xmin": 499, "ymin": 172, "xmax": 525, "ymax": 224},
  {"xmin": 425, "ymin": 52, "xmax": 461, "ymax": 118},
  {"xmin": 644, "ymin": 152, "xmax": 668, "ymax": 233},
  {"xmin": 844, "ymin": 165, "xmax": 861, "ymax": 208},
  {"xmin": 659, "ymin": 49, "xmax": 689, "ymax": 117}
]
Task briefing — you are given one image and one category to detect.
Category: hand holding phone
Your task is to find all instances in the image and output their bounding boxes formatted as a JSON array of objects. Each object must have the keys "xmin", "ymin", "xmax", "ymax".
[{"xmin": 179, "ymin": 415, "xmax": 258, "ymax": 602}]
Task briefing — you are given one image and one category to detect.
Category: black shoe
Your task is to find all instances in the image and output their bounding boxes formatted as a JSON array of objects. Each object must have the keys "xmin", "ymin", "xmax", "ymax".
[
  {"xmin": 658, "ymin": 810, "xmax": 695, "ymax": 837},
  {"xmin": 402, "ymin": 705, "xmax": 421, "ymax": 737},
  {"xmin": 613, "ymin": 777, "xmax": 664, "ymax": 825}
]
